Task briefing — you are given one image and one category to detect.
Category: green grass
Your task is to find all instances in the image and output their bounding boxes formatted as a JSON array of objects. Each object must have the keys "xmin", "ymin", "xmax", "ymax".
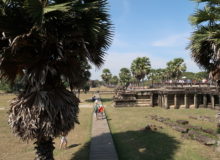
[
  {"xmin": 0, "ymin": 94, "xmax": 92, "ymax": 160},
  {"xmin": 105, "ymin": 107, "xmax": 220, "ymax": 160}
]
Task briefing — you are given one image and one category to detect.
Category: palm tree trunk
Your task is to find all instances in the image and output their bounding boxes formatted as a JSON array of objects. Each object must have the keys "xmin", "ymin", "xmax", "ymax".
[{"xmin": 34, "ymin": 137, "xmax": 55, "ymax": 160}]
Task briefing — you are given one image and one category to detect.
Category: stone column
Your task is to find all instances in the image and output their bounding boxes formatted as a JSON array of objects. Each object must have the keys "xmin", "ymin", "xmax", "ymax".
[
  {"xmin": 174, "ymin": 94, "xmax": 178, "ymax": 109},
  {"xmin": 218, "ymin": 95, "xmax": 220, "ymax": 109},
  {"xmin": 150, "ymin": 94, "xmax": 154, "ymax": 107},
  {"xmin": 203, "ymin": 95, "xmax": 207, "ymax": 108},
  {"xmin": 194, "ymin": 94, "xmax": 198, "ymax": 108},
  {"xmin": 211, "ymin": 95, "xmax": 215, "ymax": 109},
  {"xmin": 164, "ymin": 94, "xmax": 169, "ymax": 109},
  {"xmin": 184, "ymin": 94, "xmax": 189, "ymax": 108}
]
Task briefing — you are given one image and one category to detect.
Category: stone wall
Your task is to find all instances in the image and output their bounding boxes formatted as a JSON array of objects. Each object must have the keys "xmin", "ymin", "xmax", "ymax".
[{"xmin": 114, "ymin": 86, "xmax": 220, "ymax": 110}]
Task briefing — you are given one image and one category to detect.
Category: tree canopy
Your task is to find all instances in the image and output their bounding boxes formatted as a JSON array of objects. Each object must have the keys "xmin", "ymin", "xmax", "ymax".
[
  {"xmin": 101, "ymin": 68, "xmax": 112, "ymax": 84},
  {"xmin": 188, "ymin": 0, "xmax": 220, "ymax": 82},
  {"xmin": 131, "ymin": 57, "xmax": 151, "ymax": 82},
  {"xmin": 166, "ymin": 58, "xmax": 186, "ymax": 80},
  {"xmin": 119, "ymin": 68, "xmax": 131, "ymax": 88},
  {"xmin": 0, "ymin": 0, "xmax": 112, "ymax": 159}
]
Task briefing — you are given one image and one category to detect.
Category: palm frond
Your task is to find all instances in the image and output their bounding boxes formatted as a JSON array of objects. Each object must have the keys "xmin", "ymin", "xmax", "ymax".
[
  {"xmin": 44, "ymin": 2, "xmax": 72, "ymax": 14},
  {"xmin": 24, "ymin": 0, "xmax": 44, "ymax": 25},
  {"xmin": 8, "ymin": 88, "xmax": 79, "ymax": 141}
]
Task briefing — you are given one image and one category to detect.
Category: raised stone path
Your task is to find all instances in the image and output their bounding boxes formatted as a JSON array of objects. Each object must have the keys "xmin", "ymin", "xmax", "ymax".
[{"xmin": 89, "ymin": 94, "xmax": 118, "ymax": 160}]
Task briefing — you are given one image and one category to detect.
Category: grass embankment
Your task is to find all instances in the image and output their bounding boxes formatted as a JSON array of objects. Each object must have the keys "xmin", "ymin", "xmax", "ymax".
[
  {"xmin": 105, "ymin": 107, "xmax": 220, "ymax": 160},
  {"xmin": 0, "ymin": 94, "xmax": 92, "ymax": 160}
]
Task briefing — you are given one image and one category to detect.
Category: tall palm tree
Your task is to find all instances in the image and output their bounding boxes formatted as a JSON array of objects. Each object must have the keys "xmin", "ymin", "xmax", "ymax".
[
  {"xmin": 188, "ymin": 0, "xmax": 220, "ymax": 82},
  {"xmin": 110, "ymin": 75, "xmax": 119, "ymax": 86},
  {"xmin": 101, "ymin": 68, "xmax": 112, "ymax": 85},
  {"xmin": 119, "ymin": 68, "xmax": 132, "ymax": 88},
  {"xmin": 0, "ymin": 0, "xmax": 112, "ymax": 159},
  {"xmin": 130, "ymin": 57, "xmax": 151, "ymax": 85},
  {"xmin": 166, "ymin": 58, "xmax": 186, "ymax": 80}
]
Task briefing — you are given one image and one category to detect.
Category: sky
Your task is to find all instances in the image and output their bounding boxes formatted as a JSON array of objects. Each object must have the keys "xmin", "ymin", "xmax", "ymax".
[{"xmin": 90, "ymin": 0, "xmax": 202, "ymax": 80}]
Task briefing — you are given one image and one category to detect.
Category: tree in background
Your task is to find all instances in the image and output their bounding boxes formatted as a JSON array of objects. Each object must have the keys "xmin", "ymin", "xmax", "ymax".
[
  {"xmin": 131, "ymin": 57, "xmax": 151, "ymax": 84},
  {"xmin": 90, "ymin": 80, "xmax": 103, "ymax": 88},
  {"xmin": 110, "ymin": 75, "xmax": 119, "ymax": 86},
  {"xmin": 166, "ymin": 58, "xmax": 186, "ymax": 80},
  {"xmin": 0, "ymin": 0, "xmax": 112, "ymax": 159},
  {"xmin": 148, "ymin": 69, "xmax": 166, "ymax": 85},
  {"xmin": 73, "ymin": 61, "xmax": 91, "ymax": 98},
  {"xmin": 119, "ymin": 68, "xmax": 132, "ymax": 88},
  {"xmin": 195, "ymin": 71, "xmax": 209, "ymax": 81},
  {"xmin": 188, "ymin": 0, "xmax": 220, "ymax": 83},
  {"xmin": 182, "ymin": 72, "xmax": 196, "ymax": 80},
  {"xmin": 148, "ymin": 69, "xmax": 158, "ymax": 85},
  {"xmin": 101, "ymin": 68, "xmax": 112, "ymax": 85}
]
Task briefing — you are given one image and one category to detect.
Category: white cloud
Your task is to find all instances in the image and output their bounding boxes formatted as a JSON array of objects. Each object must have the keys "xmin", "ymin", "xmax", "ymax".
[{"xmin": 151, "ymin": 33, "xmax": 190, "ymax": 47}]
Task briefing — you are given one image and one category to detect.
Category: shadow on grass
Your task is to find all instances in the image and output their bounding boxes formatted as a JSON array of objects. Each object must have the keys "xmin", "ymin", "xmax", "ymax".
[
  {"xmin": 67, "ymin": 143, "xmax": 80, "ymax": 149},
  {"xmin": 113, "ymin": 130, "xmax": 180, "ymax": 160},
  {"xmin": 100, "ymin": 98, "xmax": 113, "ymax": 102},
  {"xmin": 84, "ymin": 99, "xmax": 94, "ymax": 103},
  {"xmin": 70, "ymin": 142, "xmax": 90, "ymax": 160},
  {"xmin": 84, "ymin": 98, "xmax": 113, "ymax": 103},
  {"xmin": 71, "ymin": 129, "xmax": 180, "ymax": 160}
]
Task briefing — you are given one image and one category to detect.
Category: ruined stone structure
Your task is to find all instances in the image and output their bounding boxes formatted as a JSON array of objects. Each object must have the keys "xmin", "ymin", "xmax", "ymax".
[{"xmin": 114, "ymin": 84, "xmax": 220, "ymax": 110}]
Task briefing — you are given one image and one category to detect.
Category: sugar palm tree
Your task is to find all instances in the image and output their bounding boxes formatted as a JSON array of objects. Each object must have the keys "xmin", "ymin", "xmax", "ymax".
[
  {"xmin": 188, "ymin": 0, "xmax": 220, "ymax": 82},
  {"xmin": 0, "ymin": 0, "xmax": 112, "ymax": 159},
  {"xmin": 119, "ymin": 68, "xmax": 132, "ymax": 88},
  {"xmin": 166, "ymin": 58, "xmax": 186, "ymax": 80},
  {"xmin": 110, "ymin": 75, "xmax": 119, "ymax": 86},
  {"xmin": 101, "ymin": 68, "xmax": 112, "ymax": 85},
  {"xmin": 131, "ymin": 57, "xmax": 151, "ymax": 85}
]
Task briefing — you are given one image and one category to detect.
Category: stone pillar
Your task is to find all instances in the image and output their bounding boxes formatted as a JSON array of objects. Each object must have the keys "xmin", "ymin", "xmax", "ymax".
[
  {"xmin": 150, "ymin": 94, "xmax": 154, "ymax": 107},
  {"xmin": 160, "ymin": 95, "xmax": 164, "ymax": 108},
  {"xmin": 203, "ymin": 95, "xmax": 207, "ymax": 108},
  {"xmin": 219, "ymin": 95, "xmax": 220, "ymax": 106},
  {"xmin": 184, "ymin": 94, "xmax": 189, "ymax": 108},
  {"xmin": 211, "ymin": 95, "xmax": 215, "ymax": 109},
  {"xmin": 164, "ymin": 94, "xmax": 169, "ymax": 109},
  {"xmin": 194, "ymin": 94, "xmax": 198, "ymax": 108},
  {"xmin": 174, "ymin": 94, "xmax": 178, "ymax": 109},
  {"xmin": 158, "ymin": 95, "xmax": 160, "ymax": 107}
]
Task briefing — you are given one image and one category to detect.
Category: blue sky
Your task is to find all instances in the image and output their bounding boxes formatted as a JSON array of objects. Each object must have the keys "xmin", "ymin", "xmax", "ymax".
[{"xmin": 91, "ymin": 0, "xmax": 202, "ymax": 80}]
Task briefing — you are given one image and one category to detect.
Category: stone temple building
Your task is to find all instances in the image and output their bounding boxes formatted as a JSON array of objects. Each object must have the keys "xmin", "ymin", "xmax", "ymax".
[{"xmin": 114, "ymin": 83, "xmax": 220, "ymax": 110}]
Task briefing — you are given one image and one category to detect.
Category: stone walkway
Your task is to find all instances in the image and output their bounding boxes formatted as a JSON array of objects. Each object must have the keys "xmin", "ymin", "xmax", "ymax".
[{"xmin": 89, "ymin": 94, "xmax": 118, "ymax": 160}]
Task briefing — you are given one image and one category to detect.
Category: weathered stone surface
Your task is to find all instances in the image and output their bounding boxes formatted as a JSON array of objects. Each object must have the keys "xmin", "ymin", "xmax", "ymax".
[
  {"xmin": 144, "ymin": 124, "xmax": 163, "ymax": 132},
  {"xmin": 176, "ymin": 120, "xmax": 189, "ymax": 125},
  {"xmin": 187, "ymin": 130, "xmax": 216, "ymax": 145},
  {"xmin": 189, "ymin": 115, "xmax": 215, "ymax": 122},
  {"xmin": 189, "ymin": 116, "xmax": 197, "ymax": 120},
  {"xmin": 172, "ymin": 126, "xmax": 189, "ymax": 133},
  {"xmin": 201, "ymin": 128, "xmax": 216, "ymax": 135}
]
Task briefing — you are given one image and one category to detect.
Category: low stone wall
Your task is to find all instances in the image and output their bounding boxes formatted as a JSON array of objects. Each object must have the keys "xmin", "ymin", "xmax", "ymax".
[{"xmin": 114, "ymin": 86, "xmax": 220, "ymax": 110}]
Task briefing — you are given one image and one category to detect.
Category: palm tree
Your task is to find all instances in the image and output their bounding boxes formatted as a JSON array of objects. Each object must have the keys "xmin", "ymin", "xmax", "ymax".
[
  {"xmin": 119, "ymin": 68, "xmax": 132, "ymax": 88},
  {"xmin": 110, "ymin": 75, "xmax": 119, "ymax": 86},
  {"xmin": 131, "ymin": 57, "xmax": 151, "ymax": 85},
  {"xmin": 0, "ymin": 0, "xmax": 112, "ymax": 159},
  {"xmin": 101, "ymin": 68, "xmax": 112, "ymax": 85},
  {"xmin": 188, "ymin": 0, "xmax": 220, "ymax": 82},
  {"xmin": 166, "ymin": 58, "xmax": 186, "ymax": 80}
]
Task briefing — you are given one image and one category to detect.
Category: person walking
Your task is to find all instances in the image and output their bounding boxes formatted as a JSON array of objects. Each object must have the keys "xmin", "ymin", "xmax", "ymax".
[
  {"xmin": 60, "ymin": 132, "xmax": 68, "ymax": 149},
  {"xmin": 94, "ymin": 100, "xmax": 100, "ymax": 120}
]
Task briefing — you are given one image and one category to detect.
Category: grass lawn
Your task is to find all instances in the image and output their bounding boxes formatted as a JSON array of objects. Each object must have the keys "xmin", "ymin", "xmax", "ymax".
[
  {"xmin": 105, "ymin": 107, "xmax": 220, "ymax": 160},
  {"xmin": 0, "ymin": 94, "xmax": 92, "ymax": 160},
  {"xmin": 80, "ymin": 91, "xmax": 114, "ymax": 106}
]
